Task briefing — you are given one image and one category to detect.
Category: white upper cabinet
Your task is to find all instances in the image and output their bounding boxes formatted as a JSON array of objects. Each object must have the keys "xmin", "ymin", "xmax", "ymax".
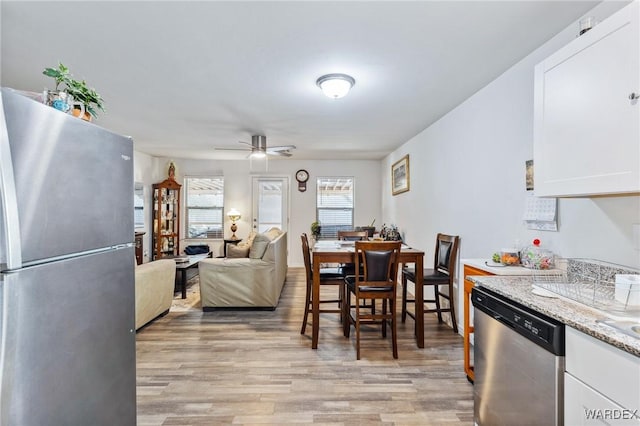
[{"xmin": 533, "ymin": 1, "xmax": 639, "ymax": 197}]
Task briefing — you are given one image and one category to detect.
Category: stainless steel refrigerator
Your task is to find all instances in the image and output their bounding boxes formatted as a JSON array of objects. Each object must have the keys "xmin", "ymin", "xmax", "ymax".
[{"xmin": 0, "ymin": 88, "xmax": 136, "ymax": 425}]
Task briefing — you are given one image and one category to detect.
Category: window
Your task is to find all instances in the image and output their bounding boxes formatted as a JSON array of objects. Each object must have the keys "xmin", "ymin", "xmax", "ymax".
[
  {"xmin": 185, "ymin": 177, "xmax": 224, "ymax": 239},
  {"xmin": 134, "ymin": 182, "xmax": 145, "ymax": 229},
  {"xmin": 316, "ymin": 177, "xmax": 354, "ymax": 239}
]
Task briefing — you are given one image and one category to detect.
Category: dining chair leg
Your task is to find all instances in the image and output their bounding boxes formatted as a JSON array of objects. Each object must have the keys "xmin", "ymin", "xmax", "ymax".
[
  {"xmin": 355, "ymin": 303, "xmax": 361, "ymax": 360},
  {"xmin": 338, "ymin": 284, "xmax": 343, "ymax": 325},
  {"xmin": 300, "ymin": 280, "xmax": 311, "ymax": 334},
  {"xmin": 401, "ymin": 273, "xmax": 408, "ymax": 322},
  {"xmin": 434, "ymin": 283, "xmax": 443, "ymax": 324},
  {"xmin": 448, "ymin": 281, "xmax": 459, "ymax": 334},
  {"xmin": 381, "ymin": 299, "xmax": 387, "ymax": 338},
  {"xmin": 391, "ymin": 296, "xmax": 398, "ymax": 359},
  {"xmin": 343, "ymin": 287, "xmax": 351, "ymax": 337}
]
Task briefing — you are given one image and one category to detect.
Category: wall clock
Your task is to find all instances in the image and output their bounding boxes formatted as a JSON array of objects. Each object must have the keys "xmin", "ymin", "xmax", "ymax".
[{"xmin": 296, "ymin": 169, "xmax": 309, "ymax": 192}]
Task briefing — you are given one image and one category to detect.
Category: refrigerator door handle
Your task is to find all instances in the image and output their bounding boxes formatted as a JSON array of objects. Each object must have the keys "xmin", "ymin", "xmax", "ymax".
[{"xmin": 0, "ymin": 92, "xmax": 23, "ymax": 270}]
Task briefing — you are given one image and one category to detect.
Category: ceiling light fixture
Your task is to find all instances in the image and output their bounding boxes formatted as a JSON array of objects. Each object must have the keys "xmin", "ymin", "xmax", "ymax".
[{"xmin": 316, "ymin": 73, "xmax": 355, "ymax": 99}]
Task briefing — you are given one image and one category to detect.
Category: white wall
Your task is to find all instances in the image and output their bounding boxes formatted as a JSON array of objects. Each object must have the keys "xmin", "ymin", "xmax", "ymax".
[
  {"xmin": 381, "ymin": 1, "xmax": 639, "ymax": 331},
  {"xmin": 136, "ymin": 157, "xmax": 381, "ymax": 266}
]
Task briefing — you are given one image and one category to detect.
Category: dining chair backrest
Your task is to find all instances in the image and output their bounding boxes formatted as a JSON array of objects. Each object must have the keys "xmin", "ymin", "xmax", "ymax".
[
  {"xmin": 434, "ymin": 233, "xmax": 459, "ymax": 276},
  {"xmin": 355, "ymin": 241, "xmax": 401, "ymax": 283},
  {"xmin": 338, "ymin": 230, "xmax": 368, "ymax": 241},
  {"xmin": 300, "ymin": 233, "xmax": 313, "ymax": 282}
]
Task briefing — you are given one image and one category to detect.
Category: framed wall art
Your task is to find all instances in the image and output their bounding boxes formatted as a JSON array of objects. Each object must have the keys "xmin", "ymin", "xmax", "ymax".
[
  {"xmin": 392, "ymin": 155, "xmax": 410, "ymax": 195},
  {"xmin": 525, "ymin": 159, "xmax": 534, "ymax": 191}
]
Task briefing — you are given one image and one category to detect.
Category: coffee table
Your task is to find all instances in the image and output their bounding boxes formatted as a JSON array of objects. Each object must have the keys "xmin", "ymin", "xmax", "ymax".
[{"xmin": 174, "ymin": 252, "xmax": 211, "ymax": 299}]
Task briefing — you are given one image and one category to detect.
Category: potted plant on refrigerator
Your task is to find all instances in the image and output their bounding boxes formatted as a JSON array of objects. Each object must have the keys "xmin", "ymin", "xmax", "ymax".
[{"xmin": 43, "ymin": 62, "xmax": 105, "ymax": 121}]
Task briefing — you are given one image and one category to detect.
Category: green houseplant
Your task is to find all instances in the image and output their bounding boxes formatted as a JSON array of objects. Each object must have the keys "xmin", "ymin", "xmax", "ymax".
[
  {"xmin": 310, "ymin": 221, "xmax": 321, "ymax": 240},
  {"xmin": 43, "ymin": 62, "xmax": 105, "ymax": 120}
]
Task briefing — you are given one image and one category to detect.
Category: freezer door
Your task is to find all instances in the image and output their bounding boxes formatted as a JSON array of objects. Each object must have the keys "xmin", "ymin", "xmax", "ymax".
[
  {"xmin": 0, "ymin": 247, "xmax": 136, "ymax": 425},
  {"xmin": 0, "ymin": 88, "xmax": 133, "ymax": 268}
]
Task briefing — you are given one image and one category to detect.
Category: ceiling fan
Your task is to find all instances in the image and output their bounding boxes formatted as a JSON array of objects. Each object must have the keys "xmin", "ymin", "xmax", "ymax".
[{"xmin": 215, "ymin": 135, "xmax": 296, "ymax": 158}]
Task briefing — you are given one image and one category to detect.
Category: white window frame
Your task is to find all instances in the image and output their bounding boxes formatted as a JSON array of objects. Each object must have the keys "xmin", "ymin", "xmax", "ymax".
[
  {"xmin": 184, "ymin": 176, "xmax": 224, "ymax": 239},
  {"xmin": 316, "ymin": 177, "xmax": 354, "ymax": 239}
]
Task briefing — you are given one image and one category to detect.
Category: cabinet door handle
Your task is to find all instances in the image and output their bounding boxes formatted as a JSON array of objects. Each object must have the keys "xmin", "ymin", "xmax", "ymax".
[{"xmin": 630, "ymin": 92, "xmax": 639, "ymax": 101}]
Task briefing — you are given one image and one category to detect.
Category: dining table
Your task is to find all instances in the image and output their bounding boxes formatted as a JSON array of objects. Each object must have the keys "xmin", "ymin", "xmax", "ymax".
[{"xmin": 311, "ymin": 240, "xmax": 426, "ymax": 349}]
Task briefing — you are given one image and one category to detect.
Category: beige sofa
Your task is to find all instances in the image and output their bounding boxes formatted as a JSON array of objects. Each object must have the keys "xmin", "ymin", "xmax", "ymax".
[
  {"xmin": 199, "ymin": 229, "xmax": 288, "ymax": 309},
  {"xmin": 135, "ymin": 259, "xmax": 176, "ymax": 330}
]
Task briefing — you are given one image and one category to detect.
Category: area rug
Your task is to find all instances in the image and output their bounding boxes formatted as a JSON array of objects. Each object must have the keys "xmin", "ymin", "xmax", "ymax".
[{"xmin": 171, "ymin": 275, "xmax": 202, "ymax": 312}]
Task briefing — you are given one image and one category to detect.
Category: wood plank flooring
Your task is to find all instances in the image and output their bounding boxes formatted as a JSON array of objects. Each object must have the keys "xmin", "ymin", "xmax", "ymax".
[{"xmin": 136, "ymin": 267, "xmax": 474, "ymax": 425}]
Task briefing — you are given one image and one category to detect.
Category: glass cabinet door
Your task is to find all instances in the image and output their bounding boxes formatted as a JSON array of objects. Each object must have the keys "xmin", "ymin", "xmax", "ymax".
[{"xmin": 152, "ymin": 178, "xmax": 181, "ymax": 260}]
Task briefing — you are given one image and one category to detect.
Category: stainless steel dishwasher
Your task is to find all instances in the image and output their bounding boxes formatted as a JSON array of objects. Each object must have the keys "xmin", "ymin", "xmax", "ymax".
[{"xmin": 472, "ymin": 286, "xmax": 565, "ymax": 426}]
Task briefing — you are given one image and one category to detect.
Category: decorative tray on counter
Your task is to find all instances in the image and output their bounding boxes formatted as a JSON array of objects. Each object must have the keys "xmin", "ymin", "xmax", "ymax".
[{"xmin": 532, "ymin": 258, "xmax": 640, "ymax": 319}]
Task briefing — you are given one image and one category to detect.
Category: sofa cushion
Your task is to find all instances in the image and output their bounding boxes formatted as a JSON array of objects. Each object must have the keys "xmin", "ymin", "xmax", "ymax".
[
  {"xmin": 249, "ymin": 233, "xmax": 271, "ymax": 259},
  {"xmin": 227, "ymin": 244, "xmax": 250, "ymax": 258}
]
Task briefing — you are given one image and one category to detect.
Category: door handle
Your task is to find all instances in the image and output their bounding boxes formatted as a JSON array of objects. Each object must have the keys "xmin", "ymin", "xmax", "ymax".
[{"xmin": 0, "ymin": 96, "xmax": 23, "ymax": 270}]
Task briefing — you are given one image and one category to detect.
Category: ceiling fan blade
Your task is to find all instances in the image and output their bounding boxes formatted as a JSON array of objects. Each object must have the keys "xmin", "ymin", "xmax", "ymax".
[
  {"xmin": 238, "ymin": 141, "xmax": 253, "ymax": 147},
  {"xmin": 214, "ymin": 146, "xmax": 251, "ymax": 151},
  {"xmin": 267, "ymin": 145, "xmax": 296, "ymax": 152},
  {"xmin": 267, "ymin": 150, "xmax": 293, "ymax": 157}
]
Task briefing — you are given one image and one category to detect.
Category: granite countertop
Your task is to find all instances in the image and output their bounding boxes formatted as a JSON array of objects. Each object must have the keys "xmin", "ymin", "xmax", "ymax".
[
  {"xmin": 462, "ymin": 258, "xmax": 561, "ymax": 276},
  {"xmin": 468, "ymin": 275, "xmax": 640, "ymax": 357}
]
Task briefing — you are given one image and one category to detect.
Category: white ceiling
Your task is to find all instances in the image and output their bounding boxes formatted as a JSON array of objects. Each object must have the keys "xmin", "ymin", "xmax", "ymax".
[{"xmin": 1, "ymin": 1, "xmax": 600, "ymax": 161}]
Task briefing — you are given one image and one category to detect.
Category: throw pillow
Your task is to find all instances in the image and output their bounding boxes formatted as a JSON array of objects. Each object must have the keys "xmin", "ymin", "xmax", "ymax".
[
  {"xmin": 237, "ymin": 231, "xmax": 257, "ymax": 249},
  {"xmin": 249, "ymin": 233, "xmax": 270, "ymax": 259},
  {"xmin": 264, "ymin": 227, "xmax": 282, "ymax": 241},
  {"xmin": 227, "ymin": 244, "xmax": 249, "ymax": 258}
]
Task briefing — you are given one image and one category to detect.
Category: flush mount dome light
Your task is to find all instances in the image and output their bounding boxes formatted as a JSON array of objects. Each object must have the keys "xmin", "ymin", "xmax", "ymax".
[{"xmin": 316, "ymin": 73, "xmax": 355, "ymax": 99}]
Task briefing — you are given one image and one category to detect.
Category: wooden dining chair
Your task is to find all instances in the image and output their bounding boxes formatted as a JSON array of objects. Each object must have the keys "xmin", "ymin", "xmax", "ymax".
[
  {"xmin": 343, "ymin": 241, "xmax": 402, "ymax": 359},
  {"xmin": 300, "ymin": 233, "xmax": 345, "ymax": 334},
  {"xmin": 337, "ymin": 230, "xmax": 368, "ymax": 241},
  {"xmin": 337, "ymin": 230, "xmax": 368, "ymax": 277},
  {"xmin": 401, "ymin": 233, "xmax": 460, "ymax": 333}
]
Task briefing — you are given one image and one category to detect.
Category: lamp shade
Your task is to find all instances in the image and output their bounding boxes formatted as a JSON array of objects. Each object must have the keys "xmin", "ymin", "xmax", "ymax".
[
  {"xmin": 316, "ymin": 73, "xmax": 355, "ymax": 99},
  {"xmin": 227, "ymin": 208, "xmax": 241, "ymax": 222}
]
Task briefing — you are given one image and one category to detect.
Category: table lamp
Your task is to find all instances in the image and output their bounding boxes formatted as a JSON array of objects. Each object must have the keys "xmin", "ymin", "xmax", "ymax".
[{"xmin": 227, "ymin": 208, "xmax": 241, "ymax": 239}]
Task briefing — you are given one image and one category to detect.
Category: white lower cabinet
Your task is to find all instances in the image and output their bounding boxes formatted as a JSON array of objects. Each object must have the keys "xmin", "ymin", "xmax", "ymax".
[
  {"xmin": 564, "ymin": 327, "xmax": 640, "ymax": 425},
  {"xmin": 565, "ymin": 373, "xmax": 631, "ymax": 425}
]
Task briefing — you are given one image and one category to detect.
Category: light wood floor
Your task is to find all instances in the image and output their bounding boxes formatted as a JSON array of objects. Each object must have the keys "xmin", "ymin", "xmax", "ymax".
[{"xmin": 136, "ymin": 267, "xmax": 474, "ymax": 425}]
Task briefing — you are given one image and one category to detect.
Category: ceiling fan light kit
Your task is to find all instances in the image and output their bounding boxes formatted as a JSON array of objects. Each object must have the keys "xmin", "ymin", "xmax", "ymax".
[
  {"xmin": 316, "ymin": 73, "xmax": 355, "ymax": 99},
  {"xmin": 250, "ymin": 135, "xmax": 267, "ymax": 158}
]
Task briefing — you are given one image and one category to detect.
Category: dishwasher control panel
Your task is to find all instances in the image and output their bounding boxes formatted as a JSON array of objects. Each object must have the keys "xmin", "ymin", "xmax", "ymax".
[{"xmin": 472, "ymin": 286, "xmax": 565, "ymax": 355}]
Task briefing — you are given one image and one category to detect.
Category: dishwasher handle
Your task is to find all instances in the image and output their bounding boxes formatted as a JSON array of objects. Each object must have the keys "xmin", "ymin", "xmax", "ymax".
[{"xmin": 493, "ymin": 314, "xmax": 517, "ymax": 330}]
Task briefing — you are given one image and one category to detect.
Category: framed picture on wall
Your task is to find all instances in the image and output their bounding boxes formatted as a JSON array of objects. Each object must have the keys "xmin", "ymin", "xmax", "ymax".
[
  {"xmin": 392, "ymin": 155, "xmax": 410, "ymax": 195},
  {"xmin": 526, "ymin": 159, "xmax": 534, "ymax": 191}
]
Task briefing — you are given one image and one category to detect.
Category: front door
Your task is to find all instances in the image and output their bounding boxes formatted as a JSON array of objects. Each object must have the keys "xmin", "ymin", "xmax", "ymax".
[{"xmin": 251, "ymin": 176, "xmax": 289, "ymax": 233}]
